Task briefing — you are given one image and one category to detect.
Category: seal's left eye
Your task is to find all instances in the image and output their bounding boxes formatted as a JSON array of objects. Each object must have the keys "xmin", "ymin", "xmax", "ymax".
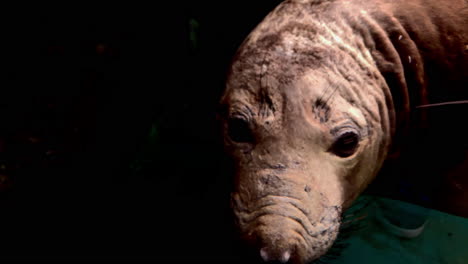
[
  {"xmin": 330, "ymin": 130, "xmax": 360, "ymax": 157},
  {"xmin": 227, "ymin": 117, "xmax": 253, "ymax": 143}
]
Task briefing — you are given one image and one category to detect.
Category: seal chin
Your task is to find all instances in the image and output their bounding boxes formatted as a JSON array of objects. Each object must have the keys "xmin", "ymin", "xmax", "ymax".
[{"xmin": 251, "ymin": 230, "xmax": 338, "ymax": 263}]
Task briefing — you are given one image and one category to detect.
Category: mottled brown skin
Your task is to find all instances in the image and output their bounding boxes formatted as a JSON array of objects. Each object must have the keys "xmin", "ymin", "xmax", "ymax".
[{"xmin": 220, "ymin": 0, "xmax": 467, "ymax": 263}]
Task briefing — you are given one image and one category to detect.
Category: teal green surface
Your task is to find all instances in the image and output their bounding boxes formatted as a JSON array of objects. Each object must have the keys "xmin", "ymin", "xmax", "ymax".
[{"xmin": 333, "ymin": 196, "xmax": 468, "ymax": 264}]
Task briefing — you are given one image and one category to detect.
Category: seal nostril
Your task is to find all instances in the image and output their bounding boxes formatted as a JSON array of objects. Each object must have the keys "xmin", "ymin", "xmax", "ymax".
[
  {"xmin": 260, "ymin": 248, "xmax": 269, "ymax": 262},
  {"xmin": 281, "ymin": 251, "xmax": 291, "ymax": 263},
  {"xmin": 260, "ymin": 248, "xmax": 293, "ymax": 263}
]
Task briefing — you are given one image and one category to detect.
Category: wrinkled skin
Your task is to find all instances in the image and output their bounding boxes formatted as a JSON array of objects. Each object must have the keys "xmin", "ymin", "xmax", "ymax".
[{"xmin": 220, "ymin": 0, "xmax": 467, "ymax": 263}]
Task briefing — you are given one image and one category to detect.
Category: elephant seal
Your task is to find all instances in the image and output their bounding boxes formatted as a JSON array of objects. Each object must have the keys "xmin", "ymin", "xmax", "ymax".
[{"xmin": 219, "ymin": 0, "xmax": 467, "ymax": 263}]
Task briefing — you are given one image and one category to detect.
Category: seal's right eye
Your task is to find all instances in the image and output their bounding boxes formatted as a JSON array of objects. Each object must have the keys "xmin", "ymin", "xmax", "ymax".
[
  {"xmin": 227, "ymin": 117, "xmax": 253, "ymax": 143},
  {"xmin": 330, "ymin": 130, "xmax": 360, "ymax": 158}
]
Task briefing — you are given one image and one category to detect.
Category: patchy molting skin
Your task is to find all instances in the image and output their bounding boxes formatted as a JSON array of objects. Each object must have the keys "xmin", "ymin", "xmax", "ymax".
[
  {"xmin": 220, "ymin": 0, "xmax": 467, "ymax": 263},
  {"xmin": 221, "ymin": 2, "xmax": 392, "ymax": 263}
]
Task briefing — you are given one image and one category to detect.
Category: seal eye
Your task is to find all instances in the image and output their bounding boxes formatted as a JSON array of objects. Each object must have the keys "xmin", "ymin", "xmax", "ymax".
[
  {"xmin": 227, "ymin": 117, "xmax": 253, "ymax": 143},
  {"xmin": 331, "ymin": 131, "xmax": 360, "ymax": 157}
]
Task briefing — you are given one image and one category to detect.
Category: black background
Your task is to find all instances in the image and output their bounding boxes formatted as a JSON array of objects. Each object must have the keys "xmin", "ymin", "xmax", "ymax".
[
  {"xmin": 0, "ymin": 1, "xmax": 466, "ymax": 262},
  {"xmin": 0, "ymin": 1, "xmax": 281, "ymax": 262}
]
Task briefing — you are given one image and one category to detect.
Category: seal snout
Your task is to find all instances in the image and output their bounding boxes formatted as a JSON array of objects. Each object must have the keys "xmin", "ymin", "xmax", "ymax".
[
  {"xmin": 260, "ymin": 246, "xmax": 292, "ymax": 263},
  {"xmin": 252, "ymin": 218, "xmax": 307, "ymax": 264}
]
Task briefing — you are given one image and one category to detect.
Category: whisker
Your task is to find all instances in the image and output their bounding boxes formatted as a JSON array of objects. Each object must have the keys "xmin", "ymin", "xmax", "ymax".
[
  {"xmin": 323, "ymin": 84, "xmax": 340, "ymax": 106},
  {"xmin": 415, "ymin": 100, "xmax": 468, "ymax": 108}
]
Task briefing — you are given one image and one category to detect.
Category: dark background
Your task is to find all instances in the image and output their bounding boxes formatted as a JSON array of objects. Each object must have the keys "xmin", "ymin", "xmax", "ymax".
[
  {"xmin": 0, "ymin": 1, "xmax": 466, "ymax": 262},
  {"xmin": 0, "ymin": 1, "xmax": 281, "ymax": 262}
]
